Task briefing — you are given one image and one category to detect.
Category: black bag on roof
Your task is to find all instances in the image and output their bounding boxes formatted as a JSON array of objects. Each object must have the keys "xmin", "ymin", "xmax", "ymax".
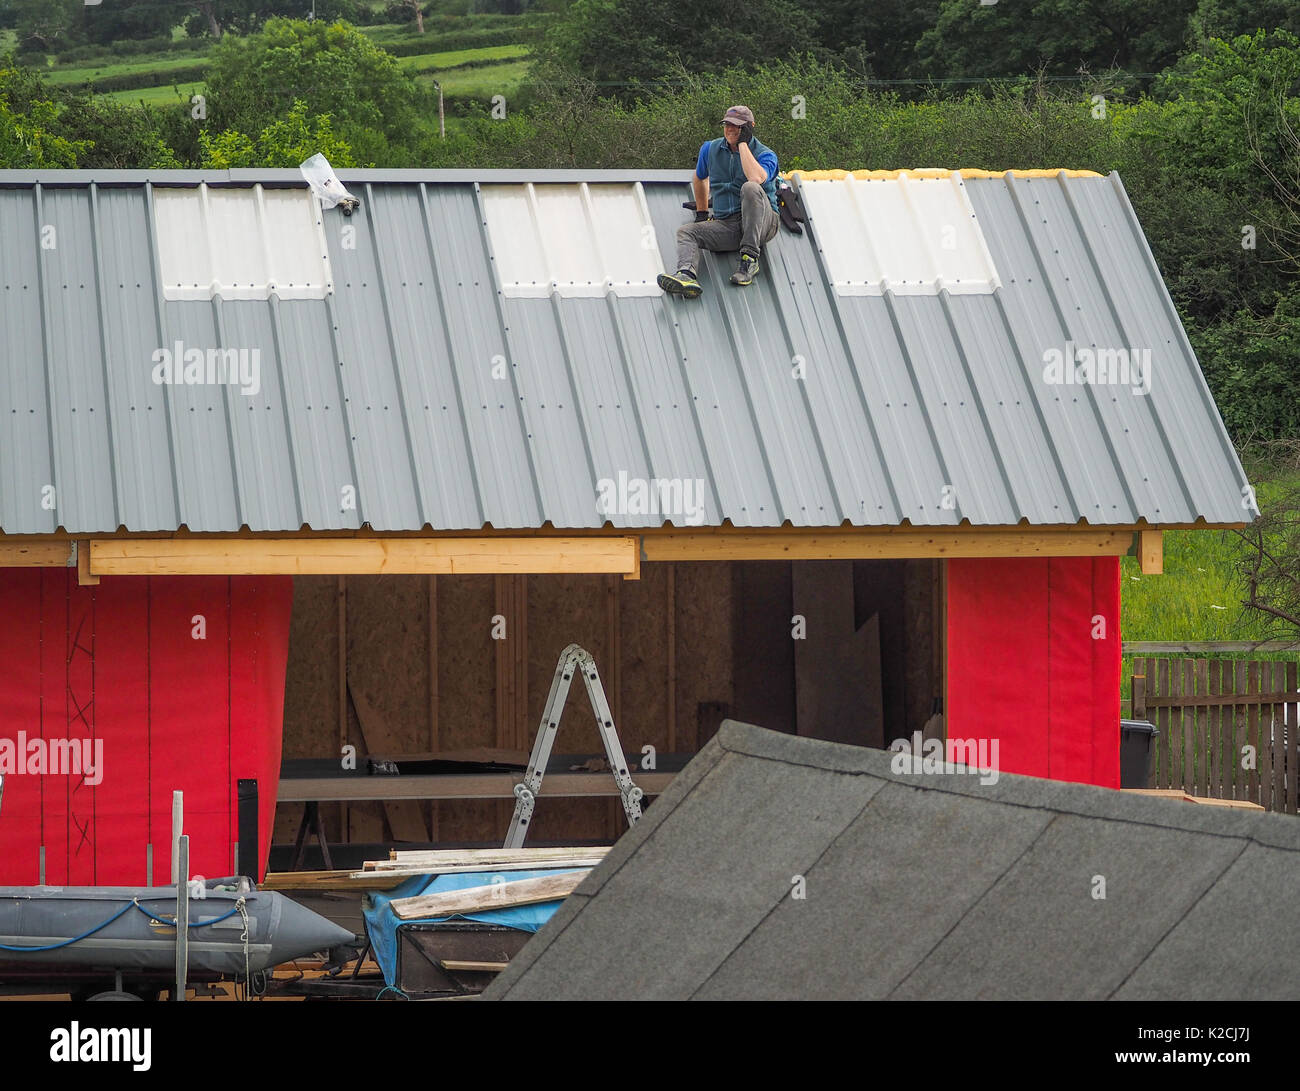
[{"xmin": 776, "ymin": 180, "xmax": 808, "ymax": 235}]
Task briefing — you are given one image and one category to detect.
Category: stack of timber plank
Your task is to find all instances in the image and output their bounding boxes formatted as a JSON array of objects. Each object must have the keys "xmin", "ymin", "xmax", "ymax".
[
  {"xmin": 261, "ymin": 845, "xmax": 608, "ymax": 893},
  {"xmin": 369, "ymin": 847, "xmax": 604, "ymax": 922},
  {"xmin": 260, "ymin": 869, "xmax": 408, "ymax": 892},
  {"xmin": 387, "ymin": 870, "xmax": 591, "ymax": 921},
  {"xmin": 358, "ymin": 845, "xmax": 608, "ymax": 882}
]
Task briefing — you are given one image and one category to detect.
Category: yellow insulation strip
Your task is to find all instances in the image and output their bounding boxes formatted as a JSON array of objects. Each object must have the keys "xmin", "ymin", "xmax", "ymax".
[{"xmin": 783, "ymin": 168, "xmax": 1103, "ymax": 181}]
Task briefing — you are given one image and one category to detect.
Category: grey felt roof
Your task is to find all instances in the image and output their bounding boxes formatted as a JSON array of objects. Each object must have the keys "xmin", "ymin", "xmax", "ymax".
[
  {"xmin": 0, "ymin": 168, "xmax": 1251, "ymax": 534},
  {"xmin": 484, "ymin": 720, "xmax": 1300, "ymax": 1000}
]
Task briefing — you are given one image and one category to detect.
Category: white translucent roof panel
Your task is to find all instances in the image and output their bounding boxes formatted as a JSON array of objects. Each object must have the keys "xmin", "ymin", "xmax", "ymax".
[
  {"xmin": 152, "ymin": 187, "xmax": 213, "ymax": 294},
  {"xmin": 202, "ymin": 187, "xmax": 266, "ymax": 294},
  {"xmin": 481, "ymin": 183, "xmax": 548, "ymax": 295},
  {"xmin": 154, "ymin": 184, "xmax": 332, "ymax": 301},
  {"xmin": 797, "ymin": 172, "xmax": 1001, "ymax": 296},
  {"xmin": 481, "ymin": 182, "xmax": 664, "ymax": 298},
  {"xmin": 260, "ymin": 189, "xmax": 332, "ymax": 296}
]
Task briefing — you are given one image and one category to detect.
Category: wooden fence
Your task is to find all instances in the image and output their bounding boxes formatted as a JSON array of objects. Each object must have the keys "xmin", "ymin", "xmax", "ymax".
[{"xmin": 1130, "ymin": 657, "xmax": 1298, "ymax": 814}]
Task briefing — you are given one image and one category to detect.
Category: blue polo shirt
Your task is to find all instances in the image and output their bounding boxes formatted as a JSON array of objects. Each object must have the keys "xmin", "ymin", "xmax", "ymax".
[{"xmin": 695, "ymin": 137, "xmax": 779, "ymax": 218}]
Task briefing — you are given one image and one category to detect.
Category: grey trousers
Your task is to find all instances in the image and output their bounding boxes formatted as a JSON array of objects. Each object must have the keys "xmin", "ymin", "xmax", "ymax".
[{"xmin": 675, "ymin": 179, "xmax": 780, "ymax": 274}]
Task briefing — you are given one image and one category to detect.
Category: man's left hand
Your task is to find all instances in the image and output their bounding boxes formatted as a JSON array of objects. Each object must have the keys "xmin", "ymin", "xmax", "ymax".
[{"xmin": 738, "ymin": 122, "xmax": 754, "ymax": 146}]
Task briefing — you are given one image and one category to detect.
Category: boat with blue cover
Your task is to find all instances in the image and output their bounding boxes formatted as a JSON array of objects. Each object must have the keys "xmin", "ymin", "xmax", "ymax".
[{"xmin": 0, "ymin": 877, "xmax": 355, "ymax": 999}]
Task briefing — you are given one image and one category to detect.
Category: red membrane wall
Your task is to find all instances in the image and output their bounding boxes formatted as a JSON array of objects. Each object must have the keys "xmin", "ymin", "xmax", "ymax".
[
  {"xmin": 947, "ymin": 556, "xmax": 1121, "ymax": 788},
  {"xmin": 0, "ymin": 570, "xmax": 293, "ymax": 886}
]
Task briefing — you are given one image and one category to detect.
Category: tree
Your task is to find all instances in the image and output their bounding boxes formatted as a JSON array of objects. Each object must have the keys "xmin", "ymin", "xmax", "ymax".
[
  {"xmin": 1192, "ymin": 290, "xmax": 1300, "ymax": 440},
  {"xmin": 192, "ymin": 2, "xmax": 218, "ymax": 38},
  {"xmin": 0, "ymin": 64, "xmax": 179, "ymax": 168},
  {"xmin": 203, "ymin": 17, "xmax": 427, "ymax": 146},
  {"xmin": 182, "ymin": 1, "xmax": 360, "ymax": 40},
  {"xmin": 914, "ymin": 0, "xmax": 1199, "ymax": 82},
  {"xmin": 401, "ymin": 0, "xmax": 425, "ymax": 33},
  {"xmin": 198, "ymin": 99, "xmax": 358, "ymax": 166},
  {"xmin": 1109, "ymin": 30, "xmax": 1300, "ymax": 320},
  {"xmin": 0, "ymin": 66, "xmax": 88, "ymax": 166},
  {"xmin": 79, "ymin": 0, "xmax": 179, "ymax": 45},
  {"xmin": 1189, "ymin": 0, "xmax": 1300, "ymax": 42},
  {"xmin": 0, "ymin": 99, "xmax": 84, "ymax": 166},
  {"xmin": 16, "ymin": 0, "xmax": 81, "ymax": 51},
  {"xmin": 1139, "ymin": 31, "xmax": 1300, "ymax": 196},
  {"xmin": 1235, "ymin": 473, "xmax": 1300, "ymax": 641},
  {"xmin": 53, "ymin": 88, "xmax": 182, "ymax": 168},
  {"xmin": 540, "ymin": 0, "xmax": 815, "ymax": 96},
  {"xmin": 795, "ymin": 0, "xmax": 941, "ymax": 81}
]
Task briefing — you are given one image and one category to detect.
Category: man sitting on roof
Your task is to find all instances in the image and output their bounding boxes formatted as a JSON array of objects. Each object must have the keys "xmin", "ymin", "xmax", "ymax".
[{"xmin": 658, "ymin": 105, "xmax": 780, "ymax": 298}]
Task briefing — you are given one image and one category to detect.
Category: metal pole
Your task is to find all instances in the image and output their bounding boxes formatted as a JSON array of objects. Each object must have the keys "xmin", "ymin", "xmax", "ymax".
[
  {"xmin": 237, "ymin": 777, "xmax": 259, "ymax": 882},
  {"xmin": 175, "ymin": 834, "xmax": 189, "ymax": 1002},
  {"xmin": 171, "ymin": 790, "xmax": 183, "ymax": 883},
  {"xmin": 435, "ymin": 81, "xmax": 445, "ymax": 141}
]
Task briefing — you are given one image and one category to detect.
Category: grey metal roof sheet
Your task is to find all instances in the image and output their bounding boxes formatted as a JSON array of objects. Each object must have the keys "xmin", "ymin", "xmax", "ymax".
[
  {"xmin": 0, "ymin": 168, "xmax": 1251, "ymax": 534},
  {"xmin": 484, "ymin": 720, "xmax": 1300, "ymax": 1001}
]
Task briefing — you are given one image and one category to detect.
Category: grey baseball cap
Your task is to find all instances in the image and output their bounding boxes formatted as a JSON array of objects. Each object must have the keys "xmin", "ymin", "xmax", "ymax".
[{"xmin": 721, "ymin": 105, "xmax": 755, "ymax": 127}]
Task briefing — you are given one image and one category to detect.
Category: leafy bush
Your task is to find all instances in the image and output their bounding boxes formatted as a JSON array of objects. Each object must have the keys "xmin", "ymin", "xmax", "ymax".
[
  {"xmin": 49, "ymin": 84, "xmax": 182, "ymax": 167},
  {"xmin": 1141, "ymin": 29, "xmax": 1300, "ymax": 198},
  {"xmin": 198, "ymin": 98, "xmax": 357, "ymax": 167},
  {"xmin": 1191, "ymin": 288, "xmax": 1300, "ymax": 442},
  {"xmin": 203, "ymin": 18, "xmax": 430, "ymax": 150}
]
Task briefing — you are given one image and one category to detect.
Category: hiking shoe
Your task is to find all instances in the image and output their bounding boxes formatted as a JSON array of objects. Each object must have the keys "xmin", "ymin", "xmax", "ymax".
[
  {"xmin": 658, "ymin": 268, "xmax": 702, "ymax": 297},
  {"xmin": 730, "ymin": 253, "xmax": 760, "ymax": 286}
]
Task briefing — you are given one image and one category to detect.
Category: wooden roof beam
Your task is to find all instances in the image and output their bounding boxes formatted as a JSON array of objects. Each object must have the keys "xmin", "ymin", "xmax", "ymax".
[
  {"xmin": 1138, "ymin": 530, "xmax": 1163, "ymax": 575},
  {"xmin": 86, "ymin": 536, "xmax": 641, "ymax": 579},
  {"xmin": 640, "ymin": 528, "xmax": 1134, "ymax": 562},
  {"xmin": 0, "ymin": 541, "xmax": 73, "ymax": 567},
  {"xmin": 19, "ymin": 529, "xmax": 1149, "ymax": 578}
]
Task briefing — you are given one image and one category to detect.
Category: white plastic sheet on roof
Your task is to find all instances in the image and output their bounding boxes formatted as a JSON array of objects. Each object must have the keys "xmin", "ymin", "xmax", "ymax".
[
  {"xmin": 797, "ymin": 171, "xmax": 1001, "ymax": 296},
  {"xmin": 479, "ymin": 181, "xmax": 665, "ymax": 298},
  {"xmin": 153, "ymin": 183, "xmax": 334, "ymax": 301}
]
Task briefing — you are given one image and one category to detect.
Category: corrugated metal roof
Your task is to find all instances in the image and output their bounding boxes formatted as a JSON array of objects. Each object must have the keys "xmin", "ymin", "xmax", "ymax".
[{"xmin": 0, "ymin": 168, "xmax": 1253, "ymax": 535}]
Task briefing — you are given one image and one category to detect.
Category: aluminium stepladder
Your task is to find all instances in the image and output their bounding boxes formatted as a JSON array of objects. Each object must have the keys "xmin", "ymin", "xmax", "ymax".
[{"xmin": 504, "ymin": 644, "xmax": 644, "ymax": 848}]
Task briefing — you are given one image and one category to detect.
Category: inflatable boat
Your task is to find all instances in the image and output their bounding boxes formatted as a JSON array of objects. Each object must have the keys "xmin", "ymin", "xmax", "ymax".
[{"xmin": 0, "ymin": 877, "xmax": 354, "ymax": 993}]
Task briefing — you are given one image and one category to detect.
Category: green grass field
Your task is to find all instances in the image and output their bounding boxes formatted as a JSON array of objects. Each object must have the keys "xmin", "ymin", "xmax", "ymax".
[
  {"xmin": 1120, "ymin": 471, "xmax": 1298, "ymax": 642},
  {"xmin": 14, "ymin": 14, "xmax": 544, "ymax": 97},
  {"xmin": 399, "ymin": 42, "xmax": 529, "ymax": 73},
  {"xmin": 362, "ymin": 22, "xmax": 436, "ymax": 45},
  {"xmin": 42, "ymin": 52, "xmax": 209, "ymax": 87},
  {"xmin": 417, "ymin": 57, "xmax": 531, "ymax": 97},
  {"xmin": 1119, "ymin": 466, "xmax": 1300, "ymax": 706},
  {"xmin": 1120, "ymin": 529, "xmax": 1266, "ymax": 644},
  {"xmin": 103, "ymin": 82, "xmax": 204, "ymax": 107},
  {"xmin": 69, "ymin": 42, "xmax": 527, "ymax": 108},
  {"xmin": 362, "ymin": 15, "xmax": 545, "ymax": 46}
]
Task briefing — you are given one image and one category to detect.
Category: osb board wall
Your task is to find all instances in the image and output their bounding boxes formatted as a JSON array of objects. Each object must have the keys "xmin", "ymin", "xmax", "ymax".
[
  {"xmin": 275, "ymin": 558, "xmax": 937, "ymax": 849},
  {"xmin": 276, "ymin": 563, "xmax": 736, "ymax": 848},
  {"xmin": 730, "ymin": 559, "xmax": 939, "ymax": 748}
]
